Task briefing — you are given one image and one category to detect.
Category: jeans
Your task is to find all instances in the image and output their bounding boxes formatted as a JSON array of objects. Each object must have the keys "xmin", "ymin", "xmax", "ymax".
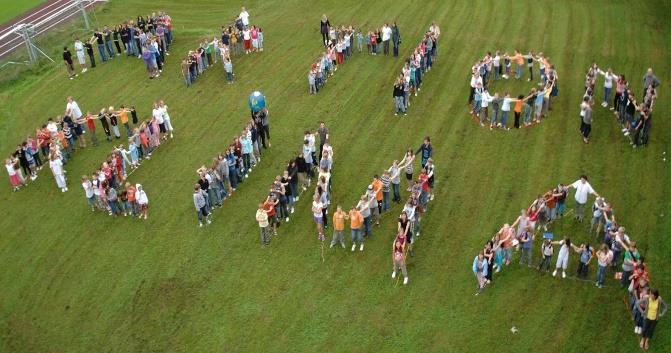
[
  {"xmin": 501, "ymin": 110, "xmax": 509, "ymax": 126},
  {"xmin": 575, "ymin": 201, "xmax": 586, "ymax": 221},
  {"xmin": 604, "ymin": 87, "xmax": 611, "ymax": 104},
  {"xmin": 105, "ymin": 41, "xmax": 114, "ymax": 57},
  {"xmin": 491, "ymin": 108, "xmax": 499, "ymax": 125},
  {"xmin": 494, "ymin": 66, "xmax": 500, "ymax": 80},
  {"xmin": 331, "ymin": 229, "xmax": 344, "ymax": 246},
  {"xmin": 515, "ymin": 64, "xmax": 522, "ymax": 79},
  {"xmin": 394, "ymin": 96, "xmax": 405, "ymax": 113},
  {"xmin": 382, "ymin": 191, "xmax": 390, "ymax": 211},
  {"xmin": 259, "ymin": 226, "xmax": 270, "ymax": 245},
  {"xmin": 226, "ymin": 72, "xmax": 233, "ymax": 82},
  {"xmin": 538, "ymin": 255, "xmax": 552, "ymax": 271},
  {"xmin": 196, "ymin": 206, "xmax": 208, "ymax": 222},
  {"xmin": 523, "ymin": 104, "xmax": 532, "ymax": 124},
  {"xmin": 596, "ymin": 265, "xmax": 606, "ymax": 286},
  {"xmin": 97, "ymin": 44, "xmax": 108, "ymax": 61},
  {"xmin": 392, "ymin": 183, "xmax": 401, "ymax": 202},
  {"xmin": 363, "ymin": 216, "xmax": 372, "ymax": 236},
  {"xmin": 351, "ymin": 228, "xmax": 363, "ymax": 243},
  {"xmin": 519, "ymin": 247, "xmax": 532, "ymax": 266}
]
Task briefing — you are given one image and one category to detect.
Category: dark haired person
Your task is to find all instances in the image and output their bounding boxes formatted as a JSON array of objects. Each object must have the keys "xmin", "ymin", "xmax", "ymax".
[
  {"xmin": 636, "ymin": 289, "xmax": 667, "ymax": 350},
  {"xmin": 62, "ymin": 47, "xmax": 77, "ymax": 80}
]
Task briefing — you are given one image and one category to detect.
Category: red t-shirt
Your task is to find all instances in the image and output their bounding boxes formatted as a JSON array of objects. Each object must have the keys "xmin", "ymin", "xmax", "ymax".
[
  {"xmin": 419, "ymin": 174, "xmax": 429, "ymax": 192},
  {"xmin": 263, "ymin": 201, "xmax": 276, "ymax": 217}
]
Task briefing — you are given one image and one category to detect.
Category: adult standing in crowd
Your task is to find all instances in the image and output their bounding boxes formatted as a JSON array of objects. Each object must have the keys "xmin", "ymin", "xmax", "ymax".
[
  {"xmin": 239, "ymin": 7, "xmax": 250, "ymax": 27},
  {"xmin": 568, "ymin": 175, "xmax": 599, "ymax": 223},
  {"xmin": 73, "ymin": 38, "xmax": 88, "ymax": 73},
  {"xmin": 253, "ymin": 107, "xmax": 270, "ymax": 148},
  {"xmin": 392, "ymin": 22, "xmax": 401, "ymax": 57},
  {"xmin": 320, "ymin": 15, "xmax": 330, "ymax": 46},
  {"xmin": 642, "ymin": 68, "xmax": 660, "ymax": 97},
  {"xmin": 62, "ymin": 47, "xmax": 77, "ymax": 80},
  {"xmin": 636, "ymin": 289, "xmax": 667, "ymax": 350}
]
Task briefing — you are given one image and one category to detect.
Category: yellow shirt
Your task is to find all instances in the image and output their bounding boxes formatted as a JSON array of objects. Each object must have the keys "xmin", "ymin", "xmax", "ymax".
[{"xmin": 647, "ymin": 297, "xmax": 659, "ymax": 320}]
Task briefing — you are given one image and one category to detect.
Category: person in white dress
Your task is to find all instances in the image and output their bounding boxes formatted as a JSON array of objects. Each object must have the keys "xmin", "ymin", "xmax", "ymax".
[
  {"xmin": 49, "ymin": 154, "xmax": 67, "ymax": 192},
  {"xmin": 73, "ymin": 38, "xmax": 87, "ymax": 72}
]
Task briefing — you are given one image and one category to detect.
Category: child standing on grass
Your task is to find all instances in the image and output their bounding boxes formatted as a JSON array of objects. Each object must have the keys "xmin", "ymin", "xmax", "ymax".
[
  {"xmin": 224, "ymin": 58, "xmax": 234, "ymax": 83},
  {"xmin": 135, "ymin": 183, "xmax": 149, "ymax": 219}
]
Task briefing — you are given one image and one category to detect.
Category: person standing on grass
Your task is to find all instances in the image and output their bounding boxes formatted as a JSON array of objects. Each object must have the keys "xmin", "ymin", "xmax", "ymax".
[
  {"xmin": 317, "ymin": 122, "xmax": 329, "ymax": 160},
  {"xmin": 49, "ymin": 153, "xmax": 67, "ymax": 192},
  {"xmin": 636, "ymin": 289, "xmax": 667, "ymax": 350},
  {"xmin": 92, "ymin": 29, "xmax": 107, "ymax": 62},
  {"xmin": 224, "ymin": 58, "xmax": 234, "ymax": 84},
  {"xmin": 319, "ymin": 15, "xmax": 330, "ymax": 46},
  {"xmin": 580, "ymin": 97, "xmax": 593, "ymax": 143},
  {"xmin": 74, "ymin": 38, "xmax": 87, "ymax": 73},
  {"xmin": 416, "ymin": 137, "xmax": 432, "ymax": 169},
  {"xmin": 348, "ymin": 205, "xmax": 364, "ymax": 251},
  {"xmin": 84, "ymin": 38, "xmax": 96, "ymax": 68},
  {"xmin": 263, "ymin": 194, "xmax": 278, "ymax": 236},
  {"xmin": 551, "ymin": 237, "xmax": 582, "ymax": 279},
  {"xmin": 473, "ymin": 251, "xmax": 488, "ymax": 295},
  {"xmin": 194, "ymin": 184, "xmax": 211, "ymax": 227},
  {"xmin": 256, "ymin": 203, "xmax": 270, "ymax": 245},
  {"xmin": 568, "ymin": 175, "xmax": 598, "ymax": 222},
  {"xmin": 392, "ymin": 22, "xmax": 401, "ymax": 57},
  {"xmin": 330, "ymin": 205, "xmax": 346, "ymax": 249},
  {"xmin": 62, "ymin": 47, "xmax": 77, "ymax": 80},
  {"xmin": 483, "ymin": 241, "xmax": 495, "ymax": 284},
  {"xmin": 537, "ymin": 238, "xmax": 554, "ymax": 272},
  {"xmin": 642, "ymin": 68, "xmax": 660, "ymax": 97},
  {"xmin": 312, "ymin": 194, "xmax": 325, "ymax": 241},
  {"xmin": 518, "ymin": 226, "xmax": 534, "ymax": 267},
  {"xmin": 135, "ymin": 183, "xmax": 149, "ymax": 219},
  {"xmin": 392, "ymin": 239, "xmax": 409, "ymax": 285},
  {"xmin": 595, "ymin": 244, "xmax": 611, "ymax": 288},
  {"xmin": 81, "ymin": 176, "xmax": 95, "ymax": 211}
]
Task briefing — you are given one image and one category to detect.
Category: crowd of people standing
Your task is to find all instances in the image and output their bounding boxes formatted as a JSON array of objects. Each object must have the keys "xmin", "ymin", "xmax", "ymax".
[
  {"xmin": 392, "ymin": 22, "xmax": 440, "ymax": 115},
  {"xmin": 62, "ymin": 12, "xmax": 173, "ymax": 80},
  {"xmin": 472, "ymin": 175, "xmax": 666, "ymax": 350},
  {"xmin": 582, "ymin": 65, "xmax": 658, "ymax": 146},
  {"xmin": 468, "ymin": 51, "xmax": 558, "ymax": 130}
]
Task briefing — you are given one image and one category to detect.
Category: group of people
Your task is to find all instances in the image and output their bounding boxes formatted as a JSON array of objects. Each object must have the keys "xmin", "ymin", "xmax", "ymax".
[
  {"xmin": 6, "ymin": 97, "xmax": 91, "ymax": 191},
  {"xmin": 62, "ymin": 12, "xmax": 173, "ymax": 80},
  {"xmin": 472, "ymin": 175, "xmax": 666, "ymax": 350},
  {"xmin": 180, "ymin": 7, "xmax": 262, "ymax": 87},
  {"xmin": 308, "ymin": 17, "xmax": 405, "ymax": 94},
  {"xmin": 255, "ymin": 122, "xmax": 330, "ymax": 245},
  {"xmin": 582, "ymin": 66, "xmax": 658, "ymax": 146},
  {"xmin": 468, "ymin": 51, "xmax": 559, "ymax": 129},
  {"xmin": 392, "ymin": 22, "xmax": 440, "ymax": 115},
  {"xmin": 192, "ymin": 108, "xmax": 269, "ymax": 227}
]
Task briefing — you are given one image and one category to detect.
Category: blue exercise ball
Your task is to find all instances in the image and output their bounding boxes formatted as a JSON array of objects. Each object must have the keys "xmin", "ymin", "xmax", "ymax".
[{"xmin": 248, "ymin": 91, "xmax": 266, "ymax": 112}]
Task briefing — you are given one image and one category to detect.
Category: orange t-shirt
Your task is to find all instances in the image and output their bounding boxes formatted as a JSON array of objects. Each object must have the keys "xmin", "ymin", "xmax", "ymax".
[
  {"xmin": 372, "ymin": 179, "xmax": 383, "ymax": 201},
  {"xmin": 333, "ymin": 211, "xmax": 345, "ymax": 231},
  {"xmin": 349, "ymin": 210, "xmax": 362, "ymax": 229},
  {"xmin": 513, "ymin": 54, "xmax": 524, "ymax": 65},
  {"xmin": 119, "ymin": 110, "xmax": 129, "ymax": 124},
  {"xmin": 514, "ymin": 100, "xmax": 524, "ymax": 113}
]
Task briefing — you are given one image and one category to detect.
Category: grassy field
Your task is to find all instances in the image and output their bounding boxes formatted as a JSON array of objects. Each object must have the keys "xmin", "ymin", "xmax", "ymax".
[
  {"xmin": 0, "ymin": 0, "xmax": 45, "ymax": 24},
  {"xmin": 1, "ymin": 0, "xmax": 670, "ymax": 352}
]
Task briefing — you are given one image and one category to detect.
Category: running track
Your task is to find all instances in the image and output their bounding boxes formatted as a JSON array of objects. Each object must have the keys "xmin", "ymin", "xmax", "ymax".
[{"xmin": 0, "ymin": 0, "xmax": 104, "ymax": 59}]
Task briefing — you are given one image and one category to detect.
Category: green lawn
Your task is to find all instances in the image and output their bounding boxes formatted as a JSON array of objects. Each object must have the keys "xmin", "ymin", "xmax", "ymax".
[
  {"xmin": 0, "ymin": 0, "xmax": 45, "ymax": 24},
  {"xmin": 1, "ymin": 0, "xmax": 670, "ymax": 352}
]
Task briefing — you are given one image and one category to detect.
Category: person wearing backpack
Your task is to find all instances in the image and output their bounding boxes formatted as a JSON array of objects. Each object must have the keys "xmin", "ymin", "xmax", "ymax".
[
  {"xmin": 518, "ymin": 226, "xmax": 534, "ymax": 267},
  {"xmin": 576, "ymin": 243, "xmax": 593, "ymax": 278},
  {"xmin": 537, "ymin": 239, "xmax": 554, "ymax": 272}
]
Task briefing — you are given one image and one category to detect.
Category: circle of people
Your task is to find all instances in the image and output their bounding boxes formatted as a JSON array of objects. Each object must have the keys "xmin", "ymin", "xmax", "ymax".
[{"xmin": 468, "ymin": 50, "xmax": 558, "ymax": 130}]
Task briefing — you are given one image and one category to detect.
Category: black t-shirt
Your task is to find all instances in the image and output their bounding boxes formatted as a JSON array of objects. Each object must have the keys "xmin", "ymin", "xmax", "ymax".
[
  {"xmin": 85, "ymin": 42, "xmax": 94, "ymax": 55},
  {"xmin": 63, "ymin": 50, "xmax": 72, "ymax": 63},
  {"xmin": 94, "ymin": 32, "xmax": 104, "ymax": 44},
  {"xmin": 198, "ymin": 178, "xmax": 209, "ymax": 191},
  {"xmin": 399, "ymin": 218, "xmax": 410, "ymax": 234}
]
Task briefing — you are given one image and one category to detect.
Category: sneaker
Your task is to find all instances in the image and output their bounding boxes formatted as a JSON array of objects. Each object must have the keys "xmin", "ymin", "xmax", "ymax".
[
  {"xmin": 330, "ymin": 243, "xmax": 335, "ymax": 248},
  {"xmin": 206, "ymin": 219, "xmax": 211, "ymax": 224},
  {"xmin": 430, "ymin": 195, "xmax": 434, "ymax": 201},
  {"xmin": 392, "ymin": 271, "xmax": 397, "ymax": 279},
  {"xmin": 562, "ymin": 271, "xmax": 566, "ymax": 278},
  {"xmin": 285, "ymin": 217, "xmax": 289, "ymax": 222},
  {"xmin": 199, "ymin": 222, "xmax": 203, "ymax": 227},
  {"xmin": 359, "ymin": 244, "xmax": 364, "ymax": 251},
  {"xmin": 291, "ymin": 208, "xmax": 295, "ymax": 214},
  {"xmin": 622, "ymin": 128, "xmax": 628, "ymax": 132},
  {"xmin": 403, "ymin": 277, "xmax": 408, "ymax": 285},
  {"xmin": 552, "ymin": 269, "xmax": 557, "ymax": 277},
  {"xmin": 351, "ymin": 244, "xmax": 356, "ymax": 252},
  {"xmin": 341, "ymin": 243, "xmax": 345, "ymax": 249}
]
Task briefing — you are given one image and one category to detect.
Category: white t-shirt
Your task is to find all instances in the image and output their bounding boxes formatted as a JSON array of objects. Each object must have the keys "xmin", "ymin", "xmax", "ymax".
[
  {"xmin": 470, "ymin": 75, "xmax": 482, "ymax": 88},
  {"xmin": 242, "ymin": 29, "xmax": 251, "ymax": 40},
  {"xmin": 572, "ymin": 179, "xmax": 595, "ymax": 204},
  {"xmin": 66, "ymin": 101, "xmax": 83, "ymax": 119},
  {"xmin": 239, "ymin": 11, "xmax": 250, "ymax": 26},
  {"xmin": 160, "ymin": 105, "xmax": 170, "ymax": 120},
  {"xmin": 82, "ymin": 181, "xmax": 94, "ymax": 198},
  {"xmin": 152, "ymin": 108, "xmax": 164, "ymax": 124},
  {"xmin": 312, "ymin": 201, "xmax": 323, "ymax": 218},
  {"xmin": 501, "ymin": 98, "xmax": 513, "ymax": 111},
  {"xmin": 382, "ymin": 26, "xmax": 392, "ymax": 41},
  {"xmin": 136, "ymin": 190, "xmax": 148, "ymax": 205},
  {"xmin": 74, "ymin": 41, "xmax": 84, "ymax": 52},
  {"xmin": 6, "ymin": 163, "xmax": 15, "ymax": 176}
]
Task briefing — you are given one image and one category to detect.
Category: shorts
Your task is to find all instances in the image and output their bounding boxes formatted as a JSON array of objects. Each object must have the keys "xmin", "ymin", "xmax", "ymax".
[
  {"xmin": 244, "ymin": 40, "xmax": 251, "ymax": 49},
  {"xmin": 314, "ymin": 216, "xmax": 323, "ymax": 224},
  {"xmin": 370, "ymin": 207, "xmax": 379, "ymax": 216},
  {"xmin": 159, "ymin": 123, "xmax": 166, "ymax": 133},
  {"xmin": 405, "ymin": 173, "xmax": 413, "ymax": 181},
  {"xmin": 642, "ymin": 319, "xmax": 657, "ymax": 339}
]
